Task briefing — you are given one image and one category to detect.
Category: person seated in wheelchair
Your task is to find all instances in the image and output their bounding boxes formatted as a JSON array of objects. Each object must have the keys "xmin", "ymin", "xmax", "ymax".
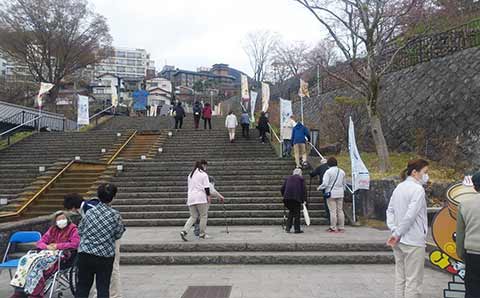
[{"xmin": 10, "ymin": 211, "xmax": 80, "ymax": 298}]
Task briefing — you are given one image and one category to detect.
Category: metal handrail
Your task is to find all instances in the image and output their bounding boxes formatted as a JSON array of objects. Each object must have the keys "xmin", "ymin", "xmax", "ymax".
[
  {"xmin": 107, "ymin": 130, "xmax": 137, "ymax": 164},
  {"xmin": 307, "ymin": 141, "xmax": 325, "ymax": 160},
  {"xmin": 0, "ymin": 116, "xmax": 41, "ymax": 138},
  {"xmin": 90, "ymin": 105, "xmax": 114, "ymax": 120},
  {"xmin": 0, "ymin": 111, "xmax": 24, "ymax": 123},
  {"xmin": 0, "ymin": 160, "xmax": 76, "ymax": 219},
  {"xmin": 267, "ymin": 123, "xmax": 282, "ymax": 144}
]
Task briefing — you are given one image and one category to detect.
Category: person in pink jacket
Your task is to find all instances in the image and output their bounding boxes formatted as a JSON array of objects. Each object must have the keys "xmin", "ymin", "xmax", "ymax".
[{"xmin": 10, "ymin": 211, "xmax": 80, "ymax": 298}]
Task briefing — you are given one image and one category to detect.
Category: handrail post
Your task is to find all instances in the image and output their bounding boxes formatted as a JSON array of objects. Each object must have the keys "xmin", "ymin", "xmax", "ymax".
[{"xmin": 22, "ymin": 111, "xmax": 25, "ymax": 124}]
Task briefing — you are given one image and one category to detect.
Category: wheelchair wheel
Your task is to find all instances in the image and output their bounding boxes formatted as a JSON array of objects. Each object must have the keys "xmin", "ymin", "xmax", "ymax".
[{"xmin": 69, "ymin": 265, "xmax": 79, "ymax": 296}]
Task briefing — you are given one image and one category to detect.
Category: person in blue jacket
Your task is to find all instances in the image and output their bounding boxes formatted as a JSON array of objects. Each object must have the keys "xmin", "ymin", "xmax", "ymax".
[{"xmin": 291, "ymin": 119, "xmax": 310, "ymax": 168}]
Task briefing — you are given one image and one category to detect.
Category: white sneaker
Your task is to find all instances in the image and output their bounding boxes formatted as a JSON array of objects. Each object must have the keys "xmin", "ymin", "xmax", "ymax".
[{"xmin": 199, "ymin": 234, "xmax": 211, "ymax": 239}]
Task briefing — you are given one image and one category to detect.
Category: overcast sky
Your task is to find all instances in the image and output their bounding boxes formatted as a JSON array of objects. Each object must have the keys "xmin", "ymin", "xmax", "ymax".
[{"xmin": 91, "ymin": 0, "xmax": 326, "ymax": 75}]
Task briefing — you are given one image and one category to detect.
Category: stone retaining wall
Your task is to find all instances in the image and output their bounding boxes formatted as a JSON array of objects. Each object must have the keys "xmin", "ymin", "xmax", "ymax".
[{"xmin": 293, "ymin": 47, "xmax": 480, "ymax": 170}]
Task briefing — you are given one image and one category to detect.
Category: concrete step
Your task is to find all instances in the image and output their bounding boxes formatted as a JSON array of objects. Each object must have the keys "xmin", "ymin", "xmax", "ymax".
[
  {"xmin": 112, "ymin": 197, "xmax": 296, "ymax": 205},
  {"xmin": 115, "ymin": 191, "xmax": 322, "ymax": 199},
  {"xmin": 120, "ymin": 210, "xmax": 325, "ymax": 219},
  {"xmin": 119, "ymin": 251, "xmax": 394, "ymax": 265},
  {"xmin": 112, "ymin": 203, "xmax": 324, "ymax": 212},
  {"xmin": 123, "ymin": 218, "xmax": 328, "ymax": 226}
]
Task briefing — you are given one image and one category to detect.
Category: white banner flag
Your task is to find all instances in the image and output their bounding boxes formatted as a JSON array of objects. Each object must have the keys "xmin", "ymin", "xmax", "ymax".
[
  {"xmin": 77, "ymin": 95, "xmax": 90, "ymax": 125},
  {"xmin": 250, "ymin": 91, "xmax": 258, "ymax": 122},
  {"xmin": 280, "ymin": 98, "xmax": 292, "ymax": 141},
  {"xmin": 111, "ymin": 81, "xmax": 118, "ymax": 107},
  {"xmin": 349, "ymin": 117, "xmax": 370, "ymax": 191},
  {"xmin": 261, "ymin": 82, "xmax": 270, "ymax": 112},
  {"xmin": 241, "ymin": 74, "xmax": 249, "ymax": 100},
  {"xmin": 298, "ymin": 79, "xmax": 309, "ymax": 98},
  {"xmin": 37, "ymin": 82, "xmax": 54, "ymax": 108}
]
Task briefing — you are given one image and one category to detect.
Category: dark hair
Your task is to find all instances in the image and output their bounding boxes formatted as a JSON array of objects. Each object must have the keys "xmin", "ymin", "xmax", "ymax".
[
  {"xmin": 472, "ymin": 172, "xmax": 480, "ymax": 192},
  {"xmin": 63, "ymin": 193, "xmax": 84, "ymax": 209},
  {"xmin": 327, "ymin": 157, "xmax": 338, "ymax": 167},
  {"xmin": 97, "ymin": 183, "xmax": 118, "ymax": 203},
  {"xmin": 205, "ymin": 103, "xmax": 210, "ymax": 107},
  {"xmin": 190, "ymin": 160, "xmax": 208, "ymax": 178},
  {"xmin": 229, "ymin": 111, "xmax": 233, "ymax": 115},
  {"xmin": 401, "ymin": 159, "xmax": 429, "ymax": 181},
  {"xmin": 177, "ymin": 102, "xmax": 182, "ymax": 106}
]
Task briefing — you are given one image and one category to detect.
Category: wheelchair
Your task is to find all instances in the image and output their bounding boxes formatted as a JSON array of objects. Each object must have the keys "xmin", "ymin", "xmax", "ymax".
[{"xmin": 43, "ymin": 250, "xmax": 79, "ymax": 298}]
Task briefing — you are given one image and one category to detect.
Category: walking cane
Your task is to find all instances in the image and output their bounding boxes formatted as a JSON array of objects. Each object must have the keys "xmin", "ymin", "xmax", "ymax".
[
  {"xmin": 222, "ymin": 200, "xmax": 229, "ymax": 234},
  {"xmin": 282, "ymin": 205, "xmax": 287, "ymax": 230}
]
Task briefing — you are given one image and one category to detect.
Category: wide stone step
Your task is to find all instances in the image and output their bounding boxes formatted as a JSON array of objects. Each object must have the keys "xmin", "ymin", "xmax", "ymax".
[
  {"xmin": 123, "ymin": 218, "xmax": 328, "ymax": 226},
  {"xmin": 113, "ymin": 197, "xmax": 293, "ymax": 205},
  {"xmin": 120, "ymin": 210, "xmax": 325, "ymax": 219},
  {"xmin": 111, "ymin": 175, "xmax": 294, "ymax": 182},
  {"xmin": 109, "ymin": 180, "xmax": 289, "ymax": 187},
  {"xmin": 115, "ymin": 191, "xmax": 319, "ymax": 198},
  {"xmin": 114, "ymin": 185, "xmax": 291, "ymax": 192},
  {"xmin": 119, "ymin": 242, "xmax": 390, "ymax": 253},
  {"xmin": 120, "ymin": 164, "xmax": 293, "ymax": 171},
  {"xmin": 116, "ymin": 169, "xmax": 293, "ymax": 176},
  {"xmin": 113, "ymin": 203, "xmax": 324, "ymax": 212},
  {"xmin": 119, "ymin": 251, "xmax": 394, "ymax": 265}
]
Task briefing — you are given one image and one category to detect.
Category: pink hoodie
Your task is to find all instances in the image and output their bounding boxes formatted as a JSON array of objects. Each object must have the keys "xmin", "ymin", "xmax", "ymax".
[{"xmin": 36, "ymin": 223, "xmax": 80, "ymax": 250}]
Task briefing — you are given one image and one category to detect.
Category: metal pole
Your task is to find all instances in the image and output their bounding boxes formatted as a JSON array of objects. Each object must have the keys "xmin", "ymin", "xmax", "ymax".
[
  {"xmin": 317, "ymin": 64, "xmax": 320, "ymax": 96},
  {"xmin": 352, "ymin": 173, "xmax": 356, "ymax": 223},
  {"xmin": 300, "ymin": 96, "xmax": 304, "ymax": 124}
]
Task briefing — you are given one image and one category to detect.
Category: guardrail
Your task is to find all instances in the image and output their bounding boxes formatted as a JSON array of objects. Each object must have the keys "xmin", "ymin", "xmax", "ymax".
[
  {"xmin": 267, "ymin": 123, "xmax": 283, "ymax": 158},
  {"xmin": 107, "ymin": 130, "xmax": 137, "ymax": 164},
  {"xmin": 0, "ymin": 160, "xmax": 76, "ymax": 219},
  {"xmin": 0, "ymin": 116, "xmax": 42, "ymax": 146},
  {"xmin": 89, "ymin": 105, "xmax": 114, "ymax": 127}
]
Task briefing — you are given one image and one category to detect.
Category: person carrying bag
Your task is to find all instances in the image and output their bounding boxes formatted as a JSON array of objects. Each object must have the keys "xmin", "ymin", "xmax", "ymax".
[{"xmin": 317, "ymin": 157, "xmax": 346, "ymax": 233}]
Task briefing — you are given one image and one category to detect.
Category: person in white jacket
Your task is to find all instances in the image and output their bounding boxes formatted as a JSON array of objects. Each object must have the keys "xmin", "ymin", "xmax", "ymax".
[
  {"xmin": 317, "ymin": 157, "xmax": 346, "ymax": 233},
  {"xmin": 225, "ymin": 111, "xmax": 238, "ymax": 143},
  {"xmin": 386, "ymin": 159, "xmax": 429, "ymax": 298},
  {"xmin": 281, "ymin": 115, "xmax": 296, "ymax": 157}
]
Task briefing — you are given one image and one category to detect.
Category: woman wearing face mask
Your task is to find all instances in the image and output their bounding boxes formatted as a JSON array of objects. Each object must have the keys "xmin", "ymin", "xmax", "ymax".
[
  {"xmin": 10, "ymin": 211, "xmax": 80, "ymax": 298},
  {"xmin": 386, "ymin": 159, "xmax": 429, "ymax": 298}
]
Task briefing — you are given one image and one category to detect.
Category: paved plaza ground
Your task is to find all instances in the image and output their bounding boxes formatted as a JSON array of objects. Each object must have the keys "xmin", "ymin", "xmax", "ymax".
[
  {"xmin": 0, "ymin": 264, "xmax": 450, "ymax": 298},
  {"xmin": 120, "ymin": 225, "xmax": 393, "ymax": 244}
]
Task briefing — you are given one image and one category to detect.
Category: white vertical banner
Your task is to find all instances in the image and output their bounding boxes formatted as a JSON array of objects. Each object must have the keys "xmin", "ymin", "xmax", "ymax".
[
  {"xmin": 349, "ymin": 117, "xmax": 370, "ymax": 191},
  {"xmin": 36, "ymin": 82, "xmax": 55, "ymax": 108},
  {"xmin": 280, "ymin": 98, "xmax": 292, "ymax": 141},
  {"xmin": 111, "ymin": 81, "xmax": 118, "ymax": 107},
  {"xmin": 261, "ymin": 82, "xmax": 270, "ymax": 112},
  {"xmin": 250, "ymin": 91, "xmax": 258, "ymax": 122},
  {"xmin": 77, "ymin": 95, "xmax": 90, "ymax": 125},
  {"xmin": 241, "ymin": 75, "xmax": 249, "ymax": 99}
]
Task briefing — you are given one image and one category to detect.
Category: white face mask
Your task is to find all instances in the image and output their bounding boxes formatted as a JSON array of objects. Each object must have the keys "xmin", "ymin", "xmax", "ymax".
[
  {"xmin": 56, "ymin": 219, "xmax": 68, "ymax": 229},
  {"xmin": 421, "ymin": 173, "xmax": 429, "ymax": 185}
]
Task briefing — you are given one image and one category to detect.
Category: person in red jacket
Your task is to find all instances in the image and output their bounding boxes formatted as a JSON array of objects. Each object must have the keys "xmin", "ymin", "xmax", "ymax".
[{"xmin": 202, "ymin": 103, "xmax": 213, "ymax": 130}]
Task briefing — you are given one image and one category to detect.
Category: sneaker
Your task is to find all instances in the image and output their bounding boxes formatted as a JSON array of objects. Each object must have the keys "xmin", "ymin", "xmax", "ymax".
[
  {"xmin": 337, "ymin": 229, "xmax": 345, "ymax": 233},
  {"xmin": 294, "ymin": 230, "xmax": 304, "ymax": 234},
  {"xmin": 326, "ymin": 228, "xmax": 337, "ymax": 233},
  {"xmin": 180, "ymin": 231, "xmax": 188, "ymax": 242},
  {"xmin": 199, "ymin": 234, "xmax": 211, "ymax": 239}
]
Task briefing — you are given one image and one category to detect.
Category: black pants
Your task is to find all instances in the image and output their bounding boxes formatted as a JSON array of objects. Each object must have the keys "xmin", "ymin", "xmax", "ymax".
[
  {"xmin": 175, "ymin": 117, "xmax": 183, "ymax": 129},
  {"xmin": 204, "ymin": 118, "xmax": 212, "ymax": 129},
  {"xmin": 284, "ymin": 200, "xmax": 301, "ymax": 232},
  {"xmin": 75, "ymin": 252, "xmax": 115, "ymax": 298},
  {"xmin": 194, "ymin": 115, "xmax": 200, "ymax": 129},
  {"xmin": 259, "ymin": 129, "xmax": 267, "ymax": 143},
  {"xmin": 241, "ymin": 123, "xmax": 250, "ymax": 137},
  {"xmin": 465, "ymin": 253, "xmax": 480, "ymax": 298}
]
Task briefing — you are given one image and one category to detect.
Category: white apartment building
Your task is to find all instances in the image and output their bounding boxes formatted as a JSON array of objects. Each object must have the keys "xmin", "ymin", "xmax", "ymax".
[{"xmin": 94, "ymin": 47, "xmax": 155, "ymax": 79}]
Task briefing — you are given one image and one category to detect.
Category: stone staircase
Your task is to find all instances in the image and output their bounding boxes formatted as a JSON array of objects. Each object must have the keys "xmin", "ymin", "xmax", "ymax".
[
  {"xmin": 0, "ymin": 130, "xmax": 131, "ymax": 207},
  {"xmin": 111, "ymin": 127, "xmax": 328, "ymax": 227}
]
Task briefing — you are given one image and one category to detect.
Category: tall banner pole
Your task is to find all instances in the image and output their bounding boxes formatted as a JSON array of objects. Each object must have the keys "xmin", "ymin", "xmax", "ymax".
[{"xmin": 301, "ymin": 96, "xmax": 304, "ymax": 124}]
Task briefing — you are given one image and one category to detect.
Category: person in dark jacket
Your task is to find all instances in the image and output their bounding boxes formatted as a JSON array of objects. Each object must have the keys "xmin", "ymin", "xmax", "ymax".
[
  {"xmin": 281, "ymin": 168, "xmax": 307, "ymax": 233},
  {"xmin": 310, "ymin": 158, "xmax": 330, "ymax": 224},
  {"xmin": 193, "ymin": 101, "xmax": 202, "ymax": 129},
  {"xmin": 174, "ymin": 102, "xmax": 186, "ymax": 129},
  {"xmin": 257, "ymin": 112, "xmax": 269, "ymax": 144},
  {"xmin": 202, "ymin": 103, "xmax": 213, "ymax": 130},
  {"xmin": 291, "ymin": 121, "xmax": 311, "ymax": 168}
]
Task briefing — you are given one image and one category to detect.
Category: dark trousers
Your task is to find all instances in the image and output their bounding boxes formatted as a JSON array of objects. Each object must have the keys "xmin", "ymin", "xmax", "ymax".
[
  {"xmin": 259, "ymin": 129, "xmax": 267, "ymax": 143},
  {"xmin": 283, "ymin": 140, "xmax": 292, "ymax": 157},
  {"xmin": 175, "ymin": 118, "xmax": 183, "ymax": 129},
  {"xmin": 194, "ymin": 115, "xmax": 200, "ymax": 129},
  {"xmin": 465, "ymin": 253, "xmax": 480, "ymax": 298},
  {"xmin": 75, "ymin": 252, "xmax": 115, "ymax": 298},
  {"xmin": 284, "ymin": 200, "xmax": 301, "ymax": 232},
  {"xmin": 241, "ymin": 123, "xmax": 250, "ymax": 137},
  {"xmin": 204, "ymin": 118, "xmax": 212, "ymax": 129}
]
